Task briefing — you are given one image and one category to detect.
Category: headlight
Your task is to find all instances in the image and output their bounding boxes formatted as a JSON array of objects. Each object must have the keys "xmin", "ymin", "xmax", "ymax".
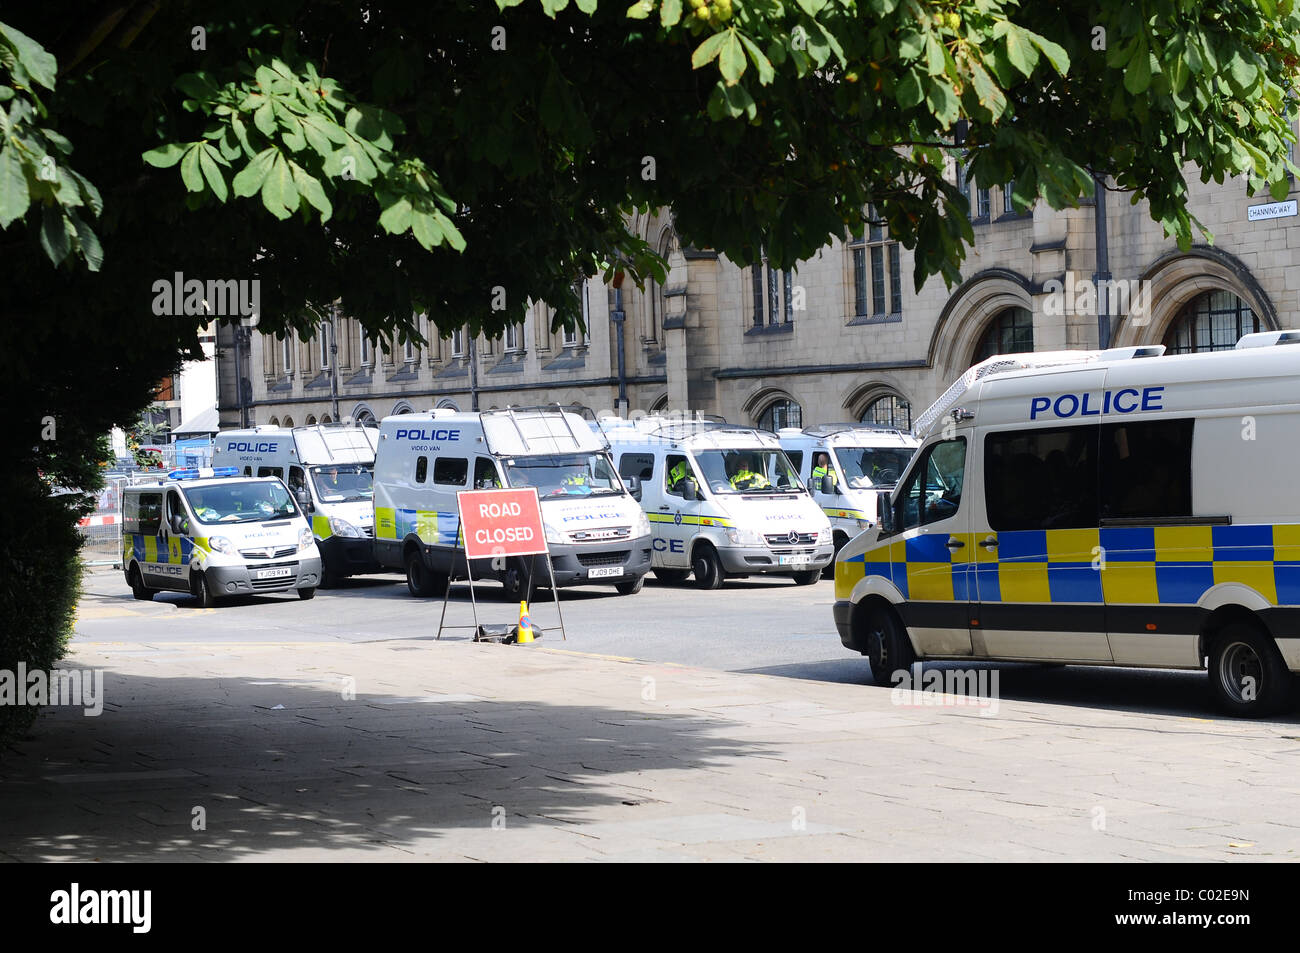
[
  {"xmin": 633, "ymin": 511, "xmax": 651, "ymax": 537},
  {"xmin": 298, "ymin": 528, "xmax": 315, "ymax": 550},
  {"xmin": 329, "ymin": 516, "xmax": 362, "ymax": 538},
  {"xmin": 543, "ymin": 521, "xmax": 566, "ymax": 545},
  {"xmin": 208, "ymin": 535, "xmax": 236, "ymax": 555},
  {"xmin": 725, "ymin": 527, "xmax": 765, "ymax": 547}
]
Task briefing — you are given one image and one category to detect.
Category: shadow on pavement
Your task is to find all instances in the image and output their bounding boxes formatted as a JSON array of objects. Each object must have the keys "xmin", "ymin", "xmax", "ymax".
[
  {"xmin": 738, "ymin": 657, "xmax": 1300, "ymax": 725},
  {"xmin": 0, "ymin": 668, "xmax": 767, "ymax": 861}
]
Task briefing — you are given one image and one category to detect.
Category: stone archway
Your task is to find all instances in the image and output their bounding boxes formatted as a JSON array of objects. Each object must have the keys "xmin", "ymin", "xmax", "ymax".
[
  {"xmin": 926, "ymin": 269, "xmax": 1034, "ymax": 380},
  {"xmin": 1112, "ymin": 247, "xmax": 1278, "ymax": 348}
]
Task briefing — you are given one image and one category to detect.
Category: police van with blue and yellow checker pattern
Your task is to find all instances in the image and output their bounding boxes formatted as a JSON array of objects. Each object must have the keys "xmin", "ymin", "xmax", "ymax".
[
  {"xmin": 833, "ymin": 333, "xmax": 1300, "ymax": 716},
  {"xmin": 121, "ymin": 468, "xmax": 321, "ymax": 607}
]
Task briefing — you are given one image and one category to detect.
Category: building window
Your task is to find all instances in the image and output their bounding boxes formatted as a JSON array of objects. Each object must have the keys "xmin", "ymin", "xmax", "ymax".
[
  {"xmin": 750, "ymin": 245, "xmax": 796, "ymax": 327},
  {"xmin": 451, "ymin": 326, "xmax": 466, "ymax": 358},
  {"xmin": 358, "ymin": 325, "xmax": 372, "ymax": 366},
  {"xmin": 1163, "ymin": 290, "xmax": 1259, "ymax": 354},
  {"xmin": 318, "ymin": 324, "xmax": 330, "ymax": 369},
  {"xmin": 861, "ymin": 394, "xmax": 912, "ymax": 430},
  {"xmin": 957, "ymin": 161, "xmax": 989, "ymax": 222},
  {"xmin": 974, "ymin": 306, "xmax": 1034, "ymax": 363},
  {"xmin": 756, "ymin": 398, "xmax": 802, "ymax": 432},
  {"xmin": 850, "ymin": 208, "xmax": 902, "ymax": 318},
  {"xmin": 281, "ymin": 336, "xmax": 293, "ymax": 375},
  {"xmin": 403, "ymin": 336, "xmax": 417, "ymax": 364},
  {"xmin": 504, "ymin": 321, "xmax": 521, "ymax": 353},
  {"xmin": 976, "ymin": 186, "xmax": 991, "ymax": 220},
  {"xmin": 1003, "ymin": 181, "xmax": 1016, "ymax": 215}
]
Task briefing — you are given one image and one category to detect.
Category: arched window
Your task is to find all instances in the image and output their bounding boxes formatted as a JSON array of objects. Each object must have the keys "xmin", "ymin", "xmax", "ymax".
[
  {"xmin": 268, "ymin": 416, "xmax": 280, "ymax": 427},
  {"xmin": 974, "ymin": 306, "xmax": 1034, "ymax": 363},
  {"xmin": 282, "ymin": 416, "xmax": 294, "ymax": 428},
  {"xmin": 756, "ymin": 398, "xmax": 802, "ymax": 432},
  {"xmin": 305, "ymin": 415, "xmax": 317, "ymax": 426},
  {"xmin": 436, "ymin": 398, "xmax": 460, "ymax": 412},
  {"xmin": 321, "ymin": 415, "xmax": 332, "ymax": 424},
  {"xmin": 1163, "ymin": 290, "xmax": 1259, "ymax": 354},
  {"xmin": 861, "ymin": 393, "xmax": 912, "ymax": 430},
  {"xmin": 649, "ymin": 394, "xmax": 669, "ymax": 414},
  {"xmin": 392, "ymin": 401, "xmax": 414, "ymax": 415}
]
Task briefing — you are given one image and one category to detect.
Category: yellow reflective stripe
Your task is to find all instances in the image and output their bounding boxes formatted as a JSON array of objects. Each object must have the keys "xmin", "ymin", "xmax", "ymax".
[
  {"xmin": 312, "ymin": 514, "xmax": 332, "ymax": 539},
  {"xmin": 375, "ymin": 507, "xmax": 397, "ymax": 540}
]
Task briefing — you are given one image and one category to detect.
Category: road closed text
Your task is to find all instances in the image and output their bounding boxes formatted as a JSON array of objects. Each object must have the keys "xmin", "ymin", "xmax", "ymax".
[{"xmin": 473, "ymin": 525, "xmax": 536, "ymax": 545}]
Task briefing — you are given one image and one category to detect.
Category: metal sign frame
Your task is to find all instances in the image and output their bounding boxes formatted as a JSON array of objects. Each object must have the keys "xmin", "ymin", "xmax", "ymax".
[{"xmin": 435, "ymin": 488, "xmax": 568, "ymax": 642}]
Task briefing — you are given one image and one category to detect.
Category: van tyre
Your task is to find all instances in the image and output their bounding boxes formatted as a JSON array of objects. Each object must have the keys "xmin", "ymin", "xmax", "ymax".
[
  {"xmin": 318, "ymin": 563, "xmax": 339, "ymax": 589},
  {"xmin": 861, "ymin": 604, "xmax": 916, "ymax": 687},
  {"xmin": 653, "ymin": 568, "xmax": 690, "ymax": 585},
  {"xmin": 501, "ymin": 558, "xmax": 535, "ymax": 602},
  {"xmin": 1209, "ymin": 623, "xmax": 1293, "ymax": 718},
  {"xmin": 129, "ymin": 566, "xmax": 154, "ymax": 601},
  {"xmin": 406, "ymin": 551, "xmax": 445, "ymax": 598},
  {"xmin": 193, "ymin": 572, "xmax": 217, "ymax": 609},
  {"xmin": 615, "ymin": 575, "xmax": 645, "ymax": 596},
  {"xmin": 298, "ymin": 587, "xmax": 316, "ymax": 600},
  {"xmin": 792, "ymin": 569, "xmax": 820, "ymax": 586},
  {"xmin": 692, "ymin": 544, "xmax": 724, "ymax": 590}
]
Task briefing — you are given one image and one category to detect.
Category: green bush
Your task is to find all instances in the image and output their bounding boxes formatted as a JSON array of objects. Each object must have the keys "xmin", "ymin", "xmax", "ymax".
[{"xmin": 0, "ymin": 478, "xmax": 85, "ymax": 751}]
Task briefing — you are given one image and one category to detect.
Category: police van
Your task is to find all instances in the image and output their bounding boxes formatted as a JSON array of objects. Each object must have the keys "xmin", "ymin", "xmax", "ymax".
[
  {"xmin": 213, "ymin": 424, "xmax": 381, "ymax": 586},
  {"xmin": 121, "ymin": 467, "xmax": 321, "ymax": 606},
  {"xmin": 778, "ymin": 424, "xmax": 919, "ymax": 574},
  {"xmin": 834, "ymin": 332, "xmax": 1300, "ymax": 716},
  {"xmin": 372, "ymin": 407, "xmax": 653, "ymax": 598},
  {"xmin": 600, "ymin": 416, "xmax": 834, "ymax": 588}
]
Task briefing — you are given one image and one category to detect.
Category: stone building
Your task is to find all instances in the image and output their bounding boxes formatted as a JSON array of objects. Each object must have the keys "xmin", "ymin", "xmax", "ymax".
[{"xmin": 217, "ymin": 170, "xmax": 1300, "ymax": 431}]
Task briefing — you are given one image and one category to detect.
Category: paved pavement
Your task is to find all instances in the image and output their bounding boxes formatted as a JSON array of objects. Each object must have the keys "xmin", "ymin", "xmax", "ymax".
[{"xmin": 4, "ymin": 572, "xmax": 1300, "ymax": 861}]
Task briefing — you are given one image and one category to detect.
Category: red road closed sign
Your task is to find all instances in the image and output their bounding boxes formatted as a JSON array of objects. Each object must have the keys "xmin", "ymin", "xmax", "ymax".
[{"xmin": 457, "ymin": 488, "xmax": 548, "ymax": 559}]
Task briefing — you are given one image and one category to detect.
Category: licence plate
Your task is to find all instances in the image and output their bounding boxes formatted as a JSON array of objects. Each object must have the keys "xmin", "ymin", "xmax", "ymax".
[
  {"xmin": 587, "ymin": 566, "xmax": 622, "ymax": 578},
  {"xmin": 778, "ymin": 556, "xmax": 811, "ymax": 566},
  {"xmin": 257, "ymin": 567, "xmax": 292, "ymax": 580}
]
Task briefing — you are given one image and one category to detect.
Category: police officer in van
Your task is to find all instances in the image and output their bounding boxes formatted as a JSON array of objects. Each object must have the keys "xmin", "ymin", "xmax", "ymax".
[
  {"xmin": 730, "ymin": 454, "xmax": 771, "ymax": 490},
  {"xmin": 811, "ymin": 453, "xmax": 837, "ymax": 490}
]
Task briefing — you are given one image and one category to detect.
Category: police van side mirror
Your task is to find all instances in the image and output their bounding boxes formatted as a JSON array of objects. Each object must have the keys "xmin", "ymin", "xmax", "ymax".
[
  {"xmin": 682, "ymin": 478, "xmax": 699, "ymax": 502},
  {"xmin": 294, "ymin": 487, "xmax": 313, "ymax": 511},
  {"xmin": 169, "ymin": 513, "xmax": 186, "ymax": 535},
  {"xmin": 876, "ymin": 492, "xmax": 895, "ymax": 536},
  {"xmin": 625, "ymin": 475, "xmax": 642, "ymax": 502},
  {"xmin": 820, "ymin": 475, "xmax": 836, "ymax": 495}
]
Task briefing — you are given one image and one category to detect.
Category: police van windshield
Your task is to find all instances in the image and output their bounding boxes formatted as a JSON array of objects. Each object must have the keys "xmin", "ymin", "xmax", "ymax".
[
  {"xmin": 693, "ymin": 450, "xmax": 801, "ymax": 494},
  {"xmin": 183, "ymin": 482, "xmax": 299, "ymax": 524},
  {"xmin": 310, "ymin": 464, "xmax": 373, "ymax": 503},
  {"xmin": 503, "ymin": 452, "xmax": 625, "ymax": 498},
  {"xmin": 835, "ymin": 447, "xmax": 915, "ymax": 489}
]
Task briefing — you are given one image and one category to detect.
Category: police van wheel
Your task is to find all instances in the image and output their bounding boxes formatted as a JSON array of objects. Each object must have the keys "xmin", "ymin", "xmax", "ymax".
[
  {"xmin": 318, "ymin": 564, "xmax": 339, "ymax": 589},
  {"xmin": 792, "ymin": 570, "xmax": 821, "ymax": 586},
  {"xmin": 692, "ymin": 544, "xmax": 724, "ymax": 590},
  {"xmin": 653, "ymin": 568, "xmax": 690, "ymax": 585},
  {"xmin": 406, "ymin": 552, "xmax": 442, "ymax": 598},
  {"xmin": 298, "ymin": 587, "xmax": 316, "ymax": 600},
  {"xmin": 193, "ymin": 572, "xmax": 217, "ymax": 609},
  {"xmin": 615, "ymin": 575, "xmax": 645, "ymax": 596},
  {"xmin": 1209, "ymin": 623, "xmax": 1293, "ymax": 717},
  {"xmin": 501, "ymin": 559, "xmax": 535, "ymax": 601},
  {"xmin": 862, "ymin": 604, "xmax": 915, "ymax": 687},
  {"xmin": 129, "ymin": 566, "xmax": 154, "ymax": 601}
]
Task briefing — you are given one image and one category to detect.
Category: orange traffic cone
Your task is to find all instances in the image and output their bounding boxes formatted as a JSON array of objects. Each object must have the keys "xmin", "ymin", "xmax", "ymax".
[{"xmin": 516, "ymin": 601, "xmax": 535, "ymax": 644}]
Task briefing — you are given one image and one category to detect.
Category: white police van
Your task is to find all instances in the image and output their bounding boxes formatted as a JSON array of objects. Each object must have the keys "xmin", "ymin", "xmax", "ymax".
[
  {"xmin": 121, "ymin": 467, "xmax": 321, "ymax": 607},
  {"xmin": 600, "ymin": 416, "xmax": 834, "ymax": 588},
  {"xmin": 372, "ymin": 407, "xmax": 653, "ymax": 598},
  {"xmin": 214, "ymin": 423, "xmax": 381, "ymax": 586},
  {"xmin": 835, "ymin": 332, "xmax": 1300, "ymax": 717},
  {"xmin": 778, "ymin": 424, "xmax": 919, "ymax": 574}
]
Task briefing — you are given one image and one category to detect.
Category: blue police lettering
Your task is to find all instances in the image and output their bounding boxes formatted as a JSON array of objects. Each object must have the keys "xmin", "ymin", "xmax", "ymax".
[
  {"xmin": 1028, "ymin": 386, "xmax": 1163, "ymax": 420},
  {"xmin": 395, "ymin": 428, "xmax": 461, "ymax": 441},
  {"xmin": 227, "ymin": 441, "xmax": 279, "ymax": 453},
  {"xmin": 652, "ymin": 538, "xmax": 685, "ymax": 554}
]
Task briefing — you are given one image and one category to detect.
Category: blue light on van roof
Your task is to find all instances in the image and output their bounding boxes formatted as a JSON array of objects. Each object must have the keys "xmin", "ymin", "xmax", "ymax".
[{"xmin": 168, "ymin": 466, "xmax": 240, "ymax": 481}]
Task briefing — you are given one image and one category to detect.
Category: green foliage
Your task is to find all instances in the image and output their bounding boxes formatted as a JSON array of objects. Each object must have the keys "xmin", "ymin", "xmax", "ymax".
[
  {"xmin": 0, "ymin": 22, "xmax": 102, "ymax": 269},
  {"xmin": 0, "ymin": 479, "xmax": 84, "ymax": 751}
]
